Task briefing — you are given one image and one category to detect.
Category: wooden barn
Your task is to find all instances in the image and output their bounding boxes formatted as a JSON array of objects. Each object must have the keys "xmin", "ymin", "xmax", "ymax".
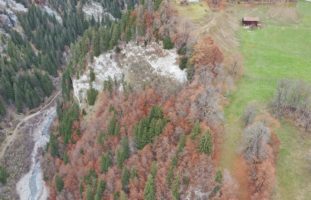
[{"xmin": 242, "ymin": 17, "xmax": 260, "ymax": 27}]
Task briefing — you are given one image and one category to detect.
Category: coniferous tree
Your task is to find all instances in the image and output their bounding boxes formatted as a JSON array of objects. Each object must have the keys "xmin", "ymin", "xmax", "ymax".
[
  {"xmin": 144, "ymin": 174, "xmax": 156, "ymax": 200},
  {"xmin": 199, "ymin": 132, "xmax": 213, "ymax": 155}
]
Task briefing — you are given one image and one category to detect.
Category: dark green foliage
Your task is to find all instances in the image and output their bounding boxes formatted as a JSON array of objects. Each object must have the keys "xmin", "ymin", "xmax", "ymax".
[
  {"xmin": 108, "ymin": 114, "xmax": 120, "ymax": 135},
  {"xmin": 89, "ymin": 68, "xmax": 96, "ymax": 82},
  {"xmin": 94, "ymin": 180, "xmax": 106, "ymax": 200},
  {"xmin": 215, "ymin": 170, "xmax": 223, "ymax": 184},
  {"xmin": 0, "ymin": 69, "xmax": 54, "ymax": 112},
  {"xmin": 116, "ymin": 136, "xmax": 130, "ymax": 168},
  {"xmin": 179, "ymin": 57, "xmax": 188, "ymax": 70},
  {"xmin": 0, "ymin": 100, "xmax": 6, "ymax": 118},
  {"xmin": 87, "ymin": 87, "xmax": 98, "ymax": 105},
  {"xmin": 121, "ymin": 167, "xmax": 130, "ymax": 192},
  {"xmin": 144, "ymin": 174, "xmax": 156, "ymax": 200},
  {"xmin": 199, "ymin": 132, "xmax": 213, "ymax": 155},
  {"xmin": 190, "ymin": 121, "xmax": 201, "ymax": 140},
  {"xmin": 177, "ymin": 45, "xmax": 187, "ymax": 55},
  {"xmin": 0, "ymin": 3, "xmax": 91, "ymax": 113},
  {"xmin": 61, "ymin": 68, "xmax": 73, "ymax": 101},
  {"xmin": 55, "ymin": 175, "xmax": 64, "ymax": 193},
  {"xmin": 58, "ymin": 103, "xmax": 79, "ymax": 144},
  {"xmin": 163, "ymin": 36, "xmax": 174, "ymax": 49},
  {"xmin": 93, "ymin": 30, "xmax": 101, "ymax": 57},
  {"xmin": 134, "ymin": 106, "xmax": 167, "ymax": 149},
  {"xmin": 0, "ymin": 166, "xmax": 9, "ymax": 184},
  {"xmin": 100, "ymin": 153, "xmax": 112, "ymax": 173},
  {"xmin": 63, "ymin": 153, "xmax": 69, "ymax": 164},
  {"xmin": 49, "ymin": 134, "xmax": 59, "ymax": 157}
]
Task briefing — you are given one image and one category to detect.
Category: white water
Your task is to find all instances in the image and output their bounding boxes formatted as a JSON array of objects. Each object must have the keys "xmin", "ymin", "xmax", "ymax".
[{"xmin": 16, "ymin": 107, "xmax": 57, "ymax": 200}]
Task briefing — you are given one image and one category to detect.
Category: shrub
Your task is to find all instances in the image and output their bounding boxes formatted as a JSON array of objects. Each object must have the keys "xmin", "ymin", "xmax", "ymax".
[
  {"xmin": 0, "ymin": 166, "xmax": 9, "ymax": 184},
  {"xmin": 89, "ymin": 68, "xmax": 95, "ymax": 82},
  {"xmin": 87, "ymin": 87, "xmax": 98, "ymax": 105},
  {"xmin": 242, "ymin": 122, "xmax": 271, "ymax": 162},
  {"xmin": 55, "ymin": 175, "xmax": 64, "ymax": 193},
  {"xmin": 215, "ymin": 170, "xmax": 223, "ymax": 184},
  {"xmin": 198, "ymin": 132, "xmax": 213, "ymax": 155},
  {"xmin": 163, "ymin": 36, "xmax": 174, "ymax": 49},
  {"xmin": 243, "ymin": 104, "xmax": 257, "ymax": 127},
  {"xmin": 179, "ymin": 57, "xmax": 188, "ymax": 70},
  {"xmin": 272, "ymin": 79, "xmax": 311, "ymax": 132}
]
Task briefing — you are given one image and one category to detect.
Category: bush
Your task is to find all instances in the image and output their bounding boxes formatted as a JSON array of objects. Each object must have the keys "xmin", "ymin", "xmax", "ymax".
[
  {"xmin": 179, "ymin": 57, "xmax": 188, "ymax": 70},
  {"xmin": 242, "ymin": 122, "xmax": 271, "ymax": 161},
  {"xmin": 243, "ymin": 104, "xmax": 258, "ymax": 127},
  {"xmin": 55, "ymin": 175, "xmax": 64, "ymax": 193},
  {"xmin": 198, "ymin": 132, "xmax": 213, "ymax": 155},
  {"xmin": 163, "ymin": 36, "xmax": 174, "ymax": 49},
  {"xmin": 87, "ymin": 87, "xmax": 98, "ymax": 105},
  {"xmin": 89, "ymin": 68, "xmax": 95, "ymax": 82},
  {"xmin": 272, "ymin": 79, "xmax": 311, "ymax": 132},
  {"xmin": 0, "ymin": 166, "xmax": 9, "ymax": 184},
  {"xmin": 215, "ymin": 170, "xmax": 223, "ymax": 184}
]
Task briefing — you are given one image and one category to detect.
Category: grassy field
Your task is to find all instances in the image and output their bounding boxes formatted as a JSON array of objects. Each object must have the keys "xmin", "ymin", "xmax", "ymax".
[{"xmin": 220, "ymin": 1, "xmax": 311, "ymax": 199}]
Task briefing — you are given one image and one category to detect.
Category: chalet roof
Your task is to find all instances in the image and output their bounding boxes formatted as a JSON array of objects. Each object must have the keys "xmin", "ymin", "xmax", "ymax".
[{"xmin": 242, "ymin": 17, "xmax": 260, "ymax": 22}]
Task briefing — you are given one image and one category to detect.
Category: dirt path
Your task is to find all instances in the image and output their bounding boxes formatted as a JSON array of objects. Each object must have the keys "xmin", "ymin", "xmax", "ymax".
[{"xmin": 0, "ymin": 91, "xmax": 60, "ymax": 160}]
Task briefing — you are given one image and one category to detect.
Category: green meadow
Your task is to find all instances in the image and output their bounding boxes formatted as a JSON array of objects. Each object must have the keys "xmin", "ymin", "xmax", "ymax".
[{"xmin": 220, "ymin": 1, "xmax": 311, "ymax": 199}]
